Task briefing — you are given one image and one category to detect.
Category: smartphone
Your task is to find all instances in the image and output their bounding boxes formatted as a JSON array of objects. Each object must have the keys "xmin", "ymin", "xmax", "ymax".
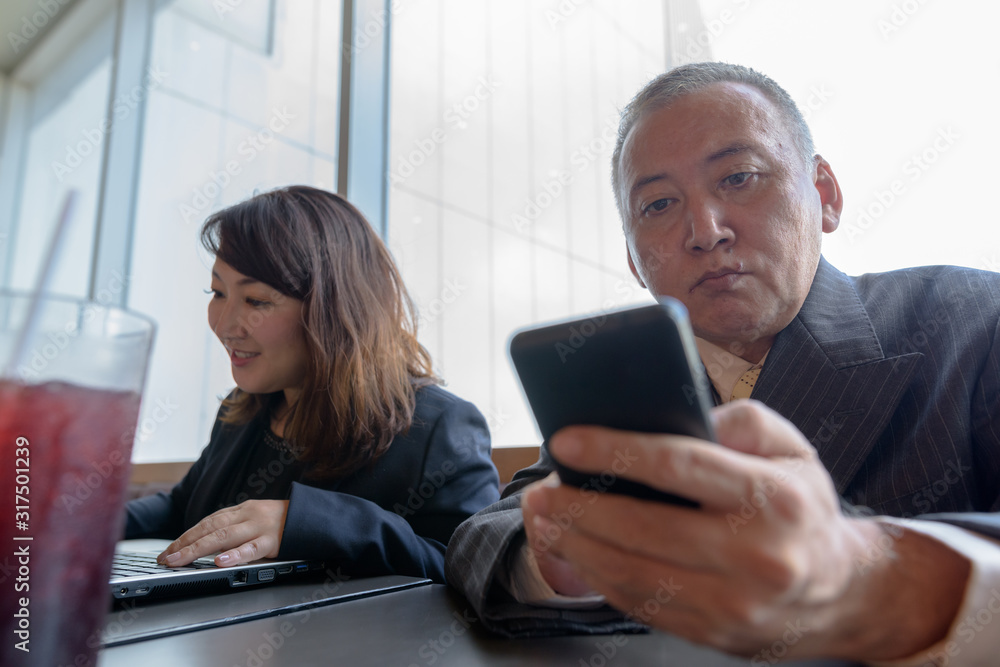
[{"xmin": 508, "ymin": 297, "xmax": 716, "ymax": 505}]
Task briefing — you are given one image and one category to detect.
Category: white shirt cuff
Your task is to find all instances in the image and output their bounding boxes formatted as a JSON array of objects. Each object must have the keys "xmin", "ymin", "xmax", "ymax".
[
  {"xmin": 501, "ymin": 540, "xmax": 606, "ymax": 609},
  {"xmin": 869, "ymin": 517, "xmax": 1000, "ymax": 667}
]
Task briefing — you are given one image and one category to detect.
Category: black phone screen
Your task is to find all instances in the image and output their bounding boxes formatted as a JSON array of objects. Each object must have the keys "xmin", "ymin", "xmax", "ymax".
[{"xmin": 509, "ymin": 297, "xmax": 716, "ymax": 505}]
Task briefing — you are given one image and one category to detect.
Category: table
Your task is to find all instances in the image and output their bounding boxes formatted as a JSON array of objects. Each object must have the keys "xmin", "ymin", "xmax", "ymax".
[{"xmin": 98, "ymin": 579, "xmax": 864, "ymax": 666}]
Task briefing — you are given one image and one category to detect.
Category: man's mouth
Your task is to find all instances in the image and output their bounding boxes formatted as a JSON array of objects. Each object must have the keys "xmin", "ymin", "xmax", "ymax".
[{"xmin": 693, "ymin": 266, "xmax": 745, "ymax": 290}]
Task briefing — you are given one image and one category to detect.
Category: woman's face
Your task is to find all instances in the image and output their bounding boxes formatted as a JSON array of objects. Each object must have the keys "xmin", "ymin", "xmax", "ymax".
[{"xmin": 207, "ymin": 259, "xmax": 310, "ymax": 405}]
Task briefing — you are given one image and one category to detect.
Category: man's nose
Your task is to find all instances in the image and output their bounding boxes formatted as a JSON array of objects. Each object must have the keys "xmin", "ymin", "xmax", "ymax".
[{"xmin": 683, "ymin": 197, "xmax": 734, "ymax": 253}]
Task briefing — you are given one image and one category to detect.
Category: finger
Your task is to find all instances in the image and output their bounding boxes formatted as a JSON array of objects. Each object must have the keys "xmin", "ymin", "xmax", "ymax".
[
  {"xmin": 157, "ymin": 505, "xmax": 241, "ymax": 564},
  {"xmin": 527, "ymin": 480, "xmax": 733, "ymax": 571},
  {"xmin": 548, "ymin": 426, "xmax": 775, "ymax": 510},
  {"xmin": 711, "ymin": 401, "xmax": 817, "ymax": 459},
  {"xmin": 159, "ymin": 512, "xmax": 253, "ymax": 566},
  {"xmin": 540, "ymin": 518, "xmax": 733, "ymax": 628},
  {"xmin": 213, "ymin": 537, "xmax": 274, "ymax": 567}
]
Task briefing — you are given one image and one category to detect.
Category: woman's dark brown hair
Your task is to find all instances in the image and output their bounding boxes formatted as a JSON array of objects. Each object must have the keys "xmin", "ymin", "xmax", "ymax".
[{"xmin": 200, "ymin": 185, "xmax": 438, "ymax": 480}]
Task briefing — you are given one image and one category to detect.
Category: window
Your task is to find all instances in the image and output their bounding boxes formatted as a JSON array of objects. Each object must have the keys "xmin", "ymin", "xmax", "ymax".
[
  {"xmin": 0, "ymin": 3, "xmax": 117, "ymax": 298},
  {"xmin": 3, "ymin": 0, "xmax": 996, "ymax": 459},
  {"xmin": 126, "ymin": 0, "xmax": 342, "ymax": 462},
  {"xmin": 388, "ymin": 0, "xmax": 682, "ymax": 446},
  {"xmin": 690, "ymin": 0, "xmax": 1000, "ymax": 277},
  {"xmin": 387, "ymin": 0, "xmax": 1000, "ymax": 446}
]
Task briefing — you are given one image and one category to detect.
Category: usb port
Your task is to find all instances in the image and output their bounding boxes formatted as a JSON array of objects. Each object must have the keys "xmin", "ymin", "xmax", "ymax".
[
  {"xmin": 295, "ymin": 563, "xmax": 308, "ymax": 572},
  {"xmin": 135, "ymin": 587, "xmax": 150, "ymax": 595}
]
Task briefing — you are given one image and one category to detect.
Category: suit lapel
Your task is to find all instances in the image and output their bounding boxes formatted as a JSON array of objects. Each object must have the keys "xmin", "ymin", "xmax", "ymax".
[{"xmin": 752, "ymin": 259, "xmax": 923, "ymax": 493}]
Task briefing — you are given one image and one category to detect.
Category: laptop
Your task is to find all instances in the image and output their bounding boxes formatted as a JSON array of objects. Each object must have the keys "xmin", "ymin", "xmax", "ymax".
[{"xmin": 110, "ymin": 539, "xmax": 326, "ymax": 602}]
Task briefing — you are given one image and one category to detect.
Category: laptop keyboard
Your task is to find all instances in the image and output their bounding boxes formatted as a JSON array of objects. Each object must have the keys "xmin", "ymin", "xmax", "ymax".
[{"xmin": 111, "ymin": 552, "xmax": 218, "ymax": 577}]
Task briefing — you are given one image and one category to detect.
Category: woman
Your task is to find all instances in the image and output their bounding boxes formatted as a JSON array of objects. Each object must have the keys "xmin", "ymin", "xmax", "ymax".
[{"xmin": 125, "ymin": 186, "xmax": 499, "ymax": 583}]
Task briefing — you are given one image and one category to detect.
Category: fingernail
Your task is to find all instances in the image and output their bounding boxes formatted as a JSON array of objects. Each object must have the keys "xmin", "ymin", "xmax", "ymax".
[
  {"xmin": 163, "ymin": 552, "xmax": 180, "ymax": 565},
  {"xmin": 217, "ymin": 553, "xmax": 232, "ymax": 565}
]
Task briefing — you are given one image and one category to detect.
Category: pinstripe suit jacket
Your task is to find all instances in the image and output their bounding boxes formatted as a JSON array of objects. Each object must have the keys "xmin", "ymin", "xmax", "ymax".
[{"xmin": 444, "ymin": 258, "xmax": 1000, "ymax": 637}]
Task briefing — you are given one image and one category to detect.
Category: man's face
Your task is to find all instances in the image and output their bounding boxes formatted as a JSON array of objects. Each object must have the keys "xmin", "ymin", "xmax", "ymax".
[{"xmin": 620, "ymin": 82, "xmax": 842, "ymax": 362}]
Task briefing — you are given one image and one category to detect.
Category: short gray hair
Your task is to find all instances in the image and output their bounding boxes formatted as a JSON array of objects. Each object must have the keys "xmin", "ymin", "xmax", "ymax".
[{"xmin": 611, "ymin": 62, "xmax": 815, "ymax": 220}]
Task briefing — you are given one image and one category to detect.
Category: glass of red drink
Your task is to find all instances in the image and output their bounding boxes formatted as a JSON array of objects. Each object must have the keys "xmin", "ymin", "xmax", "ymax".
[{"xmin": 0, "ymin": 292, "xmax": 155, "ymax": 667}]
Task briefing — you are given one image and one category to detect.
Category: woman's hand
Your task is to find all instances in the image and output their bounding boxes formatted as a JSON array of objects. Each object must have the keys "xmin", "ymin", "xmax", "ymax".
[{"xmin": 157, "ymin": 499, "xmax": 290, "ymax": 567}]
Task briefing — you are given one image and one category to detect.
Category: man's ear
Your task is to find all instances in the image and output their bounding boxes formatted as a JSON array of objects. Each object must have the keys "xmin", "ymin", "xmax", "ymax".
[
  {"xmin": 814, "ymin": 155, "xmax": 843, "ymax": 233},
  {"xmin": 626, "ymin": 245, "xmax": 647, "ymax": 289}
]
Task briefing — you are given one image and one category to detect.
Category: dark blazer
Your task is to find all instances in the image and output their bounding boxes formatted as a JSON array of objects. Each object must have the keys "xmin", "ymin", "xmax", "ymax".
[
  {"xmin": 126, "ymin": 384, "xmax": 500, "ymax": 584},
  {"xmin": 445, "ymin": 258, "xmax": 1000, "ymax": 636}
]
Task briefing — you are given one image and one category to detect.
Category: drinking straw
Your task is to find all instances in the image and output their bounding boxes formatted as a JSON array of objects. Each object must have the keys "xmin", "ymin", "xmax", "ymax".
[{"xmin": 2, "ymin": 190, "xmax": 78, "ymax": 379}]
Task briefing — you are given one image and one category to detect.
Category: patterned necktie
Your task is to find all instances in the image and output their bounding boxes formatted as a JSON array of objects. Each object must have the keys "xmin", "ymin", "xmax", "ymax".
[{"xmin": 730, "ymin": 366, "xmax": 761, "ymax": 401}]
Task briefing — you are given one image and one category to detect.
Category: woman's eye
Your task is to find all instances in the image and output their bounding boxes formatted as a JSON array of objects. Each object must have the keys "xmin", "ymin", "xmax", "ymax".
[
  {"xmin": 246, "ymin": 298, "xmax": 270, "ymax": 307},
  {"xmin": 205, "ymin": 288, "xmax": 223, "ymax": 299}
]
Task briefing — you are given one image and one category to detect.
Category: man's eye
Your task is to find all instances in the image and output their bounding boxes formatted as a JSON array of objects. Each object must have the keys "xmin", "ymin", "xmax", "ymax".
[
  {"xmin": 643, "ymin": 199, "xmax": 672, "ymax": 214},
  {"xmin": 724, "ymin": 172, "xmax": 752, "ymax": 187}
]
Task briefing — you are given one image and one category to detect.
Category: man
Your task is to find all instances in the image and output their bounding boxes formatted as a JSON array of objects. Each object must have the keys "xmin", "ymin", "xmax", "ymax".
[{"xmin": 445, "ymin": 63, "xmax": 1000, "ymax": 665}]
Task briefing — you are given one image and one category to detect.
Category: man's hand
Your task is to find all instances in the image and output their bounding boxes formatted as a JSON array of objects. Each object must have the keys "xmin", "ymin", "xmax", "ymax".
[
  {"xmin": 521, "ymin": 401, "xmax": 970, "ymax": 661},
  {"xmin": 157, "ymin": 499, "xmax": 290, "ymax": 568},
  {"xmin": 521, "ymin": 474, "xmax": 599, "ymax": 597}
]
